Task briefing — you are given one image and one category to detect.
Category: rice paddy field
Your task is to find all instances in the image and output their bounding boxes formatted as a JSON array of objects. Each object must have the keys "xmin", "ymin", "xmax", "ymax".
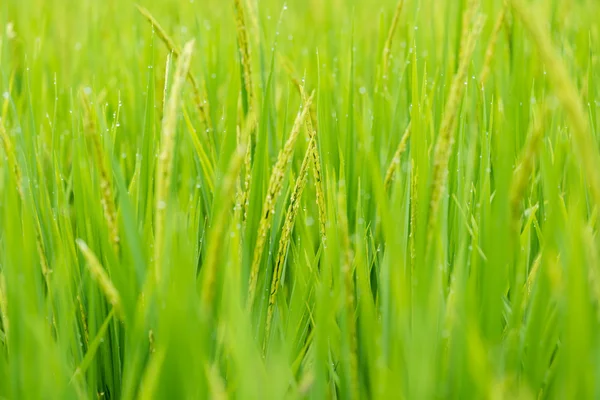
[{"xmin": 1, "ymin": 0, "xmax": 600, "ymax": 398}]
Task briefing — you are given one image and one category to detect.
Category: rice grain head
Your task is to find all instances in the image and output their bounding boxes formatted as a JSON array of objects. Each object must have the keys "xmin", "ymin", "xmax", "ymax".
[
  {"xmin": 382, "ymin": 0, "xmax": 406, "ymax": 83},
  {"xmin": 458, "ymin": 0, "xmax": 481, "ymax": 63},
  {"xmin": 154, "ymin": 40, "xmax": 195, "ymax": 283},
  {"xmin": 264, "ymin": 140, "xmax": 313, "ymax": 352},
  {"xmin": 136, "ymin": 5, "xmax": 212, "ymax": 134},
  {"xmin": 247, "ymin": 92, "xmax": 315, "ymax": 308},
  {"xmin": 279, "ymin": 59, "xmax": 326, "ymax": 242},
  {"xmin": 234, "ymin": 0, "xmax": 255, "ymax": 114},
  {"xmin": 76, "ymin": 239, "xmax": 123, "ymax": 316},
  {"xmin": 303, "ymin": 100, "xmax": 327, "ymax": 245},
  {"xmin": 428, "ymin": 14, "xmax": 485, "ymax": 240},
  {"xmin": 384, "ymin": 121, "xmax": 412, "ymax": 192},
  {"xmin": 238, "ymin": 111, "xmax": 257, "ymax": 225}
]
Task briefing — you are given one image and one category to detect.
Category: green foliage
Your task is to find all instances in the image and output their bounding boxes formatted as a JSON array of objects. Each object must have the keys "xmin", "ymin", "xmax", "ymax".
[{"xmin": 1, "ymin": 0, "xmax": 600, "ymax": 398}]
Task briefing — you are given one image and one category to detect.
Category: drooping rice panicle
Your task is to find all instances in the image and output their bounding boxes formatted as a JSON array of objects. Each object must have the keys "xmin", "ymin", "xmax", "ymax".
[
  {"xmin": 458, "ymin": 0, "xmax": 480, "ymax": 63},
  {"xmin": 382, "ymin": 0, "xmax": 406, "ymax": 82},
  {"xmin": 303, "ymin": 99, "xmax": 327, "ymax": 245},
  {"xmin": 428, "ymin": 14, "xmax": 485, "ymax": 238},
  {"xmin": 510, "ymin": 0, "xmax": 600, "ymax": 207},
  {"xmin": 77, "ymin": 295, "xmax": 90, "ymax": 347},
  {"xmin": 154, "ymin": 40, "xmax": 195, "ymax": 283},
  {"xmin": 76, "ymin": 240, "xmax": 122, "ymax": 315},
  {"xmin": 280, "ymin": 59, "xmax": 327, "ymax": 242},
  {"xmin": 136, "ymin": 5, "xmax": 213, "ymax": 134},
  {"xmin": 247, "ymin": 92, "xmax": 314, "ymax": 308},
  {"xmin": 80, "ymin": 90, "xmax": 120, "ymax": 255},
  {"xmin": 264, "ymin": 140, "xmax": 313, "ymax": 352},
  {"xmin": 237, "ymin": 111, "xmax": 257, "ymax": 225},
  {"xmin": 384, "ymin": 121, "xmax": 411, "ymax": 192}
]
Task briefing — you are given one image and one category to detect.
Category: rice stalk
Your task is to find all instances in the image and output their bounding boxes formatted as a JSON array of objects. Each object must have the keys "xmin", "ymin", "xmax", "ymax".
[
  {"xmin": 154, "ymin": 40, "xmax": 195, "ymax": 283},
  {"xmin": 76, "ymin": 239, "xmax": 122, "ymax": 316},
  {"xmin": 479, "ymin": 4, "xmax": 507, "ymax": 88},
  {"xmin": 384, "ymin": 121, "xmax": 411, "ymax": 192},
  {"xmin": 80, "ymin": 90, "xmax": 120, "ymax": 255},
  {"xmin": 337, "ymin": 186, "xmax": 360, "ymax": 400},
  {"xmin": 382, "ymin": 0, "xmax": 406, "ymax": 82},
  {"xmin": 199, "ymin": 112, "xmax": 254, "ymax": 309},
  {"xmin": 428, "ymin": 14, "xmax": 485, "ymax": 240},
  {"xmin": 510, "ymin": 0, "xmax": 600, "ymax": 207},
  {"xmin": 264, "ymin": 140, "xmax": 313, "ymax": 352},
  {"xmin": 246, "ymin": 92, "xmax": 314, "ymax": 308},
  {"xmin": 136, "ymin": 5, "xmax": 212, "ymax": 135}
]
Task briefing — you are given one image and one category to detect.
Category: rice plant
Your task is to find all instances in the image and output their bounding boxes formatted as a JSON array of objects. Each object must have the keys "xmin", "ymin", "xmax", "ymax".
[{"xmin": 1, "ymin": 0, "xmax": 600, "ymax": 398}]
